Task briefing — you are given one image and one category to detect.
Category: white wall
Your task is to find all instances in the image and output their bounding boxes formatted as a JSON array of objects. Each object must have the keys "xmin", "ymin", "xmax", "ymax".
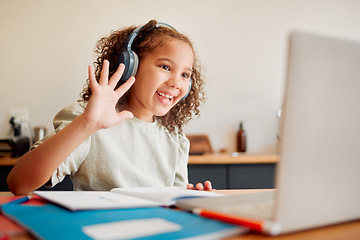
[{"xmin": 1, "ymin": 0, "xmax": 360, "ymax": 153}]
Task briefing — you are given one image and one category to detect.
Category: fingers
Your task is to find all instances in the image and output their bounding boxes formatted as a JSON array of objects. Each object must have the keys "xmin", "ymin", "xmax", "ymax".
[
  {"xmin": 88, "ymin": 60, "xmax": 134, "ymax": 97},
  {"xmin": 94, "ymin": 60, "xmax": 126, "ymax": 88},
  {"xmin": 187, "ymin": 181, "xmax": 213, "ymax": 191},
  {"xmin": 204, "ymin": 180, "xmax": 213, "ymax": 191},
  {"xmin": 109, "ymin": 63, "xmax": 125, "ymax": 89},
  {"xmin": 115, "ymin": 76, "xmax": 135, "ymax": 97},
  {"xmin": 99, "ymin": 60, "xmax": 110, "ymax": 85},
  {"xmin": 100, "ymin": 60, "xmax": 135, "ymax": 96},
  {"xmin": 196, "ymin": 183, "xmax": 204, "ymax": 190},
  {"xmin": 88, "ymin": 65, "xmax": 97, "ymax": 88},
  {"xmin": 117, "ymin": 110, "xmax": 134, "ymax": 122}
]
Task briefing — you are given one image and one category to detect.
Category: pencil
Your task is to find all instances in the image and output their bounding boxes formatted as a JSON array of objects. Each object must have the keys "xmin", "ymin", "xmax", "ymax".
[{"xmin": 192, "ymin": 208, "xmax": 281, "ymax": 236}]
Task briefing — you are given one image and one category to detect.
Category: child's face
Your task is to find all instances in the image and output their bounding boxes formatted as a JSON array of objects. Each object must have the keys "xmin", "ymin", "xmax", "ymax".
[{"xmin": 127, "ymin": 39, "xmax": 194, "ymax": 122}]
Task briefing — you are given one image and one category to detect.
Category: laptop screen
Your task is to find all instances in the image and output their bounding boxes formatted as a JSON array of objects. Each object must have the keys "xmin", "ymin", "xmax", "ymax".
[{"xmin": 275, "ymin": 32, "xmax": 360, "ymax": 233}]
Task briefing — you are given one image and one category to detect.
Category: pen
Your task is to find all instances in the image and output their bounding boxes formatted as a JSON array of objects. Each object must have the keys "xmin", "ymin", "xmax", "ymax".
[{"xmin": 192, "ymin": 208, "xmax": 281, "ymax": 235}]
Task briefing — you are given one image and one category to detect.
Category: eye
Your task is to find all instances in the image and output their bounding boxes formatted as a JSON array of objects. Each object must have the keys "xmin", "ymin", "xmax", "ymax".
[
  {"xmin": 181, "ymin": 72, "xmax": 191, "ymax": 79},
  {"xmin": 160, "ymin": 65, "xmax": 170, "ymax": 71}
]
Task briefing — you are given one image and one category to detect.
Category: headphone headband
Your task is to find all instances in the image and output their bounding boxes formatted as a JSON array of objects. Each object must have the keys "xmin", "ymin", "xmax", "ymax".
[{"xmin": 125, "ymin": 22, "xmax": 177, "ymax": 51}]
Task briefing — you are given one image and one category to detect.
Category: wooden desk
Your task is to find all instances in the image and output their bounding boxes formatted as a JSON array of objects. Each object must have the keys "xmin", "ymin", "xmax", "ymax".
[
  {"xmin": 216, "ymin": 189, "xmax": 360, "ymax": 239},
  {"xmin": 2, "ymin": 190, "xmax": 360, "ymax": 240},
  {"xmin": 189, "ymin": 153, "xmax": 279, "ymax": 165}
]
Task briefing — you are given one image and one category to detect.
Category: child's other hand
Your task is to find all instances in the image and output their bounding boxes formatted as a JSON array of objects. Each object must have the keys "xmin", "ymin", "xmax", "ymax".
[
  {"xmin": 84, "ymin": 60, "xmax": 135, "ymax": 130},
  {"xmin": 187, "ymin": 180, "xmax": 213, "ymax": 191}
]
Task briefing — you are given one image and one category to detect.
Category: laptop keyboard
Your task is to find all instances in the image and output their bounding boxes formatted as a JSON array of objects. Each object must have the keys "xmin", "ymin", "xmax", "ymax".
[
  {"xmin": 176, "ymin": 190, "xmax": 276, "ymax": 220},
  {"xmin": 219, "ymin": 200, "xmax": 274, "ymax": 219}
]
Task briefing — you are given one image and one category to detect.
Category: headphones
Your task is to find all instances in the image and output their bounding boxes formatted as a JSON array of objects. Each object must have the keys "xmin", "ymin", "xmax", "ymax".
[{"xmin": 116, "ymin": 22, "xmax": 192, "ymax": 100}]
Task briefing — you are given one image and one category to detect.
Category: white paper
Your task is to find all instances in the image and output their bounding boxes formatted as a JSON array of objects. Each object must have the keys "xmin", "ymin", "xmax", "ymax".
[
  {"xmin": 33, "ymin": 191, "xmax": 160, "ymax": 211},
  {"xmin": 110, "ymin": 187, "xmax": 224, "ymax": 206},
  {"xmin": 82, "ymin": 218, "xmax": 182, "ymax": 240}
]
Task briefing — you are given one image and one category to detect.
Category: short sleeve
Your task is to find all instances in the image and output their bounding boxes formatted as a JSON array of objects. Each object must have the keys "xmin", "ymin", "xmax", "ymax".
[
  {"xmin": 48, "ymin": 137, "xmax": 91, "ymax": 187},
  {"xmin": 32, "ymin": 102, "xmax": 85, "ymax": 148},
  {"xmin": 32, "ymin": 103, "xmax": 90, "ymax": 187}
]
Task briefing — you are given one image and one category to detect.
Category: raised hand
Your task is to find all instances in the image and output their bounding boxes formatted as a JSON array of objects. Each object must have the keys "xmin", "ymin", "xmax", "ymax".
[
  {"xmin": 83, "ymin": 60, "xmax": 135, "ymax": 130},
  {"xmin": 7, "ymin": 60, "xmax": 136, "ymax": 195}
]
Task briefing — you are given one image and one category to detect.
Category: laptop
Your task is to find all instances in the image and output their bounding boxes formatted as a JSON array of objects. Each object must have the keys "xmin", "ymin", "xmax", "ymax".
[{"xmin": 176, "ymin": 32, "xmax": 360, "ymax": 235}]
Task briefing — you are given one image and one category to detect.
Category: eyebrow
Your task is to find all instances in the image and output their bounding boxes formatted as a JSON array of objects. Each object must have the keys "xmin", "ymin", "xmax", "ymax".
[{"xmin": 158, "ymin": 58, "xmax": 193, "ymax": 72}]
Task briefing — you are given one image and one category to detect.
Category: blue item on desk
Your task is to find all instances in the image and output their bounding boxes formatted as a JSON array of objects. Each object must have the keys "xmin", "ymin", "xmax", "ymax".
[{"xmin": 1, "ymin": 197, "xmax": 246, "ymax": 240}]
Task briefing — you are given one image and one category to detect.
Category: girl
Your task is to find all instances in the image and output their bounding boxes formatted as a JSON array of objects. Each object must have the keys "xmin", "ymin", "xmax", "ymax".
[{"xmin": 7, "ymin": 20, "xmax": 212, "ymax": 195}]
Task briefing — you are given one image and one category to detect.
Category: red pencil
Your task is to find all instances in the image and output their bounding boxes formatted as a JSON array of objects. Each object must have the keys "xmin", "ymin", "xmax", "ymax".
[{"xmin": 192, "ymin": 208, "xmax": 281, "ymax": 236}]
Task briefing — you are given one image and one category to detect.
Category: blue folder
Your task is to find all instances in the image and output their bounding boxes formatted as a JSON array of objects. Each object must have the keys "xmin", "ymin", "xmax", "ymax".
[{"xmin": 1, "ymin": 197, "xmax": 247, "ymax": 240}]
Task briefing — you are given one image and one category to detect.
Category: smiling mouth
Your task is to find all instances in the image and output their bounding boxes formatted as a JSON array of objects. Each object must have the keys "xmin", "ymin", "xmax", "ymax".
[{"xmin": 156, "ymin": 91, "xmax": 176, "ymax": 101}]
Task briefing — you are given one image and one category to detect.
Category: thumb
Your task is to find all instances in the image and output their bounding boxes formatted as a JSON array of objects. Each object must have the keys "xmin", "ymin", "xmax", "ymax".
[{"xmin": 117, "ymin": 111, "xmax": 134, "ymax": 122}]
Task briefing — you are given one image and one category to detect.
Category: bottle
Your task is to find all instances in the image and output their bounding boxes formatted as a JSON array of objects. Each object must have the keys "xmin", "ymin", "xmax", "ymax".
[{"xmin": 237, "ymin": 121, "xmax": 247, "ymax": 152}]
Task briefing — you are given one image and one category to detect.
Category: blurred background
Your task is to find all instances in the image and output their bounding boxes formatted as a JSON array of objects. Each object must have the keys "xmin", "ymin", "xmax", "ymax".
[{"xmin": 1, "ymin": 0, "xmax": 359, "ymax": 154}]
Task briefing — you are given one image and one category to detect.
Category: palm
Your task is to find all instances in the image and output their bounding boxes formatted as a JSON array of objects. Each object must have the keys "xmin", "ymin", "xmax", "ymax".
[{"xmin": 83, "ymin": 60, "xmax": 135, "ymax": 130}]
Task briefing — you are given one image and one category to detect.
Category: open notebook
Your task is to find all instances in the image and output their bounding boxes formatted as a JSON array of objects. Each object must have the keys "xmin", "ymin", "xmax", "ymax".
[
  {"xmin": 33, "ymin": 186, "xmax": 223, "ymax": 211},
  {"xmin": 176, "ymin": 32, "xmax": 360, "ymax": 235}
]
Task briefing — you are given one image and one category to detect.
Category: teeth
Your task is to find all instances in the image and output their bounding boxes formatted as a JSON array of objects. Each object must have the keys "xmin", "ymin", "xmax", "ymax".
[{"xmin": 158, "ymin": 92, "xmax": 174, "ymax": 99}]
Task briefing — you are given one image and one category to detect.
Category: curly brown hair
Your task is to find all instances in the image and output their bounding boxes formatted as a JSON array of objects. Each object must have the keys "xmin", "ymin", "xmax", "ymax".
[{"xmin": 80, "ymin": 20, "xmax": 205, "ymax": 134}]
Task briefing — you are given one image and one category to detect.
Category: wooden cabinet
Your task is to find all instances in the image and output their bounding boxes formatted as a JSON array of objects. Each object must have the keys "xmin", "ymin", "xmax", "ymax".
[
  {"xmin": 188, "ymin": 154, "xmax": 278, "ymax": 189},
  {"xmin": 188, "ymin": 164, "xmax": 228, "ymax": 189},
  {"xmin": 0, "ymin": 165, "xmax": 12, "ymax": 191}
]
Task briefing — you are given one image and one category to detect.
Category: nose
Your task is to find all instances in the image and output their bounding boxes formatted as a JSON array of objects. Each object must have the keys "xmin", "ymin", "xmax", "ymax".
[{"xmin": 166, "ymin": 76, "xmax": 181, "ymax": 89}]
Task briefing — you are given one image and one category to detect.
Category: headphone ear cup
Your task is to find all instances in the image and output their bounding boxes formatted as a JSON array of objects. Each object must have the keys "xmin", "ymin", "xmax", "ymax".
[
  {"xmin": 131, "ymin": 51, "xmax": 139, "ymax": 77},
  {"xmin": 116, "ymin": 50, "xmax": 138, "ymax": 89},
  {"xmin": 119, "ymin": 50, "xmax": 132, "ymax": 82},
  {"xmin": 181, "ymin": 78, "xmax": 192, "ymax": 101},
  {"xmin": 119, "ymin": 49, "xmax": 139, "ymax": 82}
]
